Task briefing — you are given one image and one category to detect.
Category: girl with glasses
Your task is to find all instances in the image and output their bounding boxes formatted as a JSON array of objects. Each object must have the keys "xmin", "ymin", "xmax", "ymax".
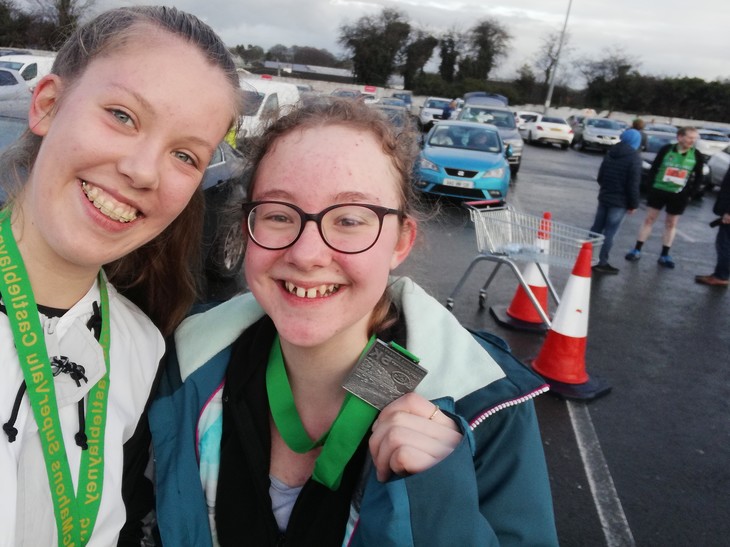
[{"xmin": 151, "ymin": 99, "xmax": 558, "ymax": 546}]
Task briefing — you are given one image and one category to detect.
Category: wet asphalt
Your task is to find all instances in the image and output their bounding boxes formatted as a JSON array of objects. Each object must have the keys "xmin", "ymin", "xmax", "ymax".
[{"xmin": 397, "ymin": 143, "xmax": 730, "ymax": 546}]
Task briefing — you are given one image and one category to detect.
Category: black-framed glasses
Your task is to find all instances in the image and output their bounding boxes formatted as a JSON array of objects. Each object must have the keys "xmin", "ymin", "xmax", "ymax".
[{"xmin": 242, "ymin": 201, "xmax": 405, "ymax": 254}]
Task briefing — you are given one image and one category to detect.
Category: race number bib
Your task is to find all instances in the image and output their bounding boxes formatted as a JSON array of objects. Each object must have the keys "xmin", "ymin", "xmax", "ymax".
[{"xmin": 662, "ymin": 167, "xmax": 689, "ymax": 188}]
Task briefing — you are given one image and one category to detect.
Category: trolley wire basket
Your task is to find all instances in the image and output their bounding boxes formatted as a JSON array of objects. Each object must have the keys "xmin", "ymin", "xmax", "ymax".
[
  {"xmin": 445, "ymin": 200, "xmax": 604, "ymax": 323},
  {"xmin": 469, "ymin": 200, "xmax": 604, "ymax": 267}
]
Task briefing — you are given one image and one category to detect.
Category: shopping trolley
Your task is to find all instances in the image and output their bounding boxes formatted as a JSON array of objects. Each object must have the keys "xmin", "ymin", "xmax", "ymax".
[{"xmin": 445, "ymin": 200, "xmax": 604, "ymax": 328}]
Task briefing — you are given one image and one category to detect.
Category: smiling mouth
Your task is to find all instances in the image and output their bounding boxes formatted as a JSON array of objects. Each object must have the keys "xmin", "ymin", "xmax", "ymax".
[
  {"xmin": 284, "ymin": 281, "xmax": 340, "ymax": 299},
  {"xmin": 82, "ymin": 181, "xmax": 139, "ymax": 223}
]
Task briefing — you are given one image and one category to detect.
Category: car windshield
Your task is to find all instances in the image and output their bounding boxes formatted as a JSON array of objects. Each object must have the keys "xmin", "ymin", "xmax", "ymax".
[
  {"xmin": 425, "ymin": 99, "xmax": 450, "ymax": 110},
  {"xmin": 428, "ymin": 126, "xmax": 501, "ymax": 153},
  {"xmin": 0, "ymin": 61, "xmax": 24, "ymax": 71},
  {"xmin": 700, "ymin": 133, "xmax": 730, "ymax": 142},
  {"xmin": 240, "ymin": 89, "xmax": 264, "ymax": 116},
  {"xmin": 645, "ymin": 134, "xmax": 676, "ymax": 153},
  {"xmin": 542, "ymin": 116, "xmax": 567, "ymax": 124},
  {"xmin": 586, "ymin": 119, "xmax": 623, "ymax": 130},
  {"xmin": 460, "ymin": 107, "xmax": 516, "ymax": 129}
]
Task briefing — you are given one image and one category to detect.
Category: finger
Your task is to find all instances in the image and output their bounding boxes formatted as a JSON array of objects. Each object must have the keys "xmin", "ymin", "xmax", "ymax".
[{"xmin": 369, "ymin": 421, "xmax": 462, "ymax": 481}]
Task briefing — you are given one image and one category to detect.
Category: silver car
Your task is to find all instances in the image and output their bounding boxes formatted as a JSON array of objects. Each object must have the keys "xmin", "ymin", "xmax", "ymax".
[
  {"xmin": 457, "ymin": 103, "xmax": 524, "ymax": 175},
  {"xmin": 707, "ymin": 145, "xmax": 730, "ymax": 190},
  {"xmin": 571, "ymin": 117, "xmax": 624, "ymax": 152}
]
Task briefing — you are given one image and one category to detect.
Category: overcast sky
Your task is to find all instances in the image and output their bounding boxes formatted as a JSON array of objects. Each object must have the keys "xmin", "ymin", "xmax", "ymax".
[{"xmin": 108, "ymin": 0, "xmax": 727, "ymax": 86}]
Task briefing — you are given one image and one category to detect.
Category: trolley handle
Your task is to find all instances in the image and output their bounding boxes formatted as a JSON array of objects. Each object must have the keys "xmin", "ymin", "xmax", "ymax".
[{"xmin": 463, "ymin": 199, "xmax": 506, "ymax": 212}]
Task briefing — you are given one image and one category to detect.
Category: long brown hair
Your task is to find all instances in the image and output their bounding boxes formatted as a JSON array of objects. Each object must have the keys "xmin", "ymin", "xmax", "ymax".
[{"xmin": 0, "ymin": 6, "xmax": 244, "ymax": 335}]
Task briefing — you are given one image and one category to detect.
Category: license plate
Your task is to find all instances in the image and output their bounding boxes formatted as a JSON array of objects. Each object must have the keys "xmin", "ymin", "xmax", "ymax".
[
  {"xmin": 550, "ymin": 128, "xmax": 563, "ymax": 132},
  {"xmin": 442, "ymin": 178, "xmax": 474, "ymax": 189}
]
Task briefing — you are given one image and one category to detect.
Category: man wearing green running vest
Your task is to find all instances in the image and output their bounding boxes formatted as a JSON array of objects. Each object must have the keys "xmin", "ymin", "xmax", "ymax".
[{"xmin": 625, "ymin": 126, "xmax": 704, "ymax": 268}]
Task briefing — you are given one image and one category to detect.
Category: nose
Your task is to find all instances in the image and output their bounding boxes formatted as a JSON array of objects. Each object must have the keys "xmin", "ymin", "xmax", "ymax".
[
  {"xmin": 284, "ymin": 219, "xmax": 332, "ymax": 269},
  {"xmin": 116, "ymin": 140, "xmax": 161, "ymax": 190}
]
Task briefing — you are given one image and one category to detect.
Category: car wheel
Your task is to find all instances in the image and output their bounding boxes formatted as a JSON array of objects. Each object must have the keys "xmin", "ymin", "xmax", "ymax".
[
  {"xmin": 560, "ymin": 142, "xmax": 569, "ymax": 150},
  {"xmin": 209, "ymin": 220, "xmax": 245, "ymax": 279}
]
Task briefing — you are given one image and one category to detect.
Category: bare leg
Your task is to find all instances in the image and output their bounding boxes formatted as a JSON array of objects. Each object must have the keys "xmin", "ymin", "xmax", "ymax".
[
  {"xmin": 637, "ymin": 207, "xmax": 661, "ymax": 243},
  {"xmin": 662, "ymin": 214, "xmax": 680, "ymax": 247}
]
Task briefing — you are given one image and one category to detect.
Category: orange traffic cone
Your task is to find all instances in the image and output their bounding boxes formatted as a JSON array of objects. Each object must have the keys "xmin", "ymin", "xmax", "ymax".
[
  {"xmin": 491, "ymin": 213, "xmax": 552, "ymax": 333},
  {"xmin": 529, "ymin": 241, "xmax": 611, "ymax": 400}
]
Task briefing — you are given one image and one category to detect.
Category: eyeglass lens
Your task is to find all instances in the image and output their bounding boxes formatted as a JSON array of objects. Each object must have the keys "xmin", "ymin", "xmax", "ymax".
[{"xmin": 247, "ymin": 203, "xmax": 385, "ymax": 253}]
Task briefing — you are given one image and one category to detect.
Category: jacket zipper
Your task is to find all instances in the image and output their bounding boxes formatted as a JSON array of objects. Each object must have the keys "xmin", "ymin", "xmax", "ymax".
[{"xmin": 469, "ymin": 385, "xmax": 549, "ymax": 430}]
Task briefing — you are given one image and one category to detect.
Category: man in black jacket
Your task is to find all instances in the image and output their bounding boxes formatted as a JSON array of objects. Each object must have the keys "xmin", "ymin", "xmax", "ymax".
[
  {"xmin": 590, "ymin": 129, "xmax": 642, "ymax": 274},
  {"xmin": 695, "ymin": 168, "xmax": 730, "ymax": 287},
  {"xmin": 625, "ymin": 126, "xmax": 704, "ymax": 269}
]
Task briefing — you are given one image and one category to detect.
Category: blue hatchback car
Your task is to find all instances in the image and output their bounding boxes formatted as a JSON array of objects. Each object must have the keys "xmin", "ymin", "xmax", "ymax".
[{"xmin": 414, "ymin": 120, "xmax": 511, "ymax": 200}]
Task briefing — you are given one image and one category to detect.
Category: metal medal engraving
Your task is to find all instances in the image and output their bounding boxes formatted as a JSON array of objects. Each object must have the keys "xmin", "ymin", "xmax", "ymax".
[{"xmin": 342, "ymin": 339, "xmax": 428, "ymax": 410}]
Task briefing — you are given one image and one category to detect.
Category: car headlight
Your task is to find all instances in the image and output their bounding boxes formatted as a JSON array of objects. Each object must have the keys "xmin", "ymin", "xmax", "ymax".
[
  {"xmin": 482, "ymin": 167, "xmax": 505, "ymax": 178},
  {"xmin": 503, "ymin": 138, "xmax": 523, "ymax": 149},
  {"xmin": 419, "ymin": 157, "xmax": 439, "ymax": 171}
]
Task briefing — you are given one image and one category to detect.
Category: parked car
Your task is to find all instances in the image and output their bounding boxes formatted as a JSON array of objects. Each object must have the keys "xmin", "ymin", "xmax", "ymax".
[
  {"xmin": 643, "ymin": 122, "xmax": 678, "ymax": 133},
  {"xmin": 457, "ymin": 103, "xmax": 524, "ymax": 174},
  {"xmin": 391, "ymin": 91, "xmax": 413, "ymax": 113},
  {"xmin": 201, "ymin": 142, "xmax": 248, "ymax": 282},
  {"xmin": 521, "ymin": 115, "xmax": 573, "ymax": 149},
  {"xmin": 0, "ymin": 54, "xmax": 55, "ymax": 90},
  {"xmin": 0, "ymin": 67, "xmax": 31, "ymax": 103},
  {"xmin": 413, "ymin": 120, "xmax": 511, "ymax": 201},
  {"xmin": 461, "ymin": 91, "xmax": 508, "ymax": 106},
  {"xmin": 330, "ymin": 87, "xmax": 362, "ymax": 100},
  {"xmin": 696, "ymin": 129, "xmax": 730, "ymax": 159},
  {"xmin": 571, "ymin": 117, "xmax": 624, "ymax": 152},
  {"xmin": 370, "ymin": 101, "xmax": 412, "ymax": 130},
  {"xmin": 418, "ymin": 96, "xmax": 452, "ymax": 131},
  {"xmin": 236, "ymin": 78, "xmax": 301, "ymax": 142},
  {"xmin": 514, "ymin": 110, "xmax": 540, "ymax": 126},
  {"xmin": 707, "ymin": 145, "xmax": 730, "ymax": 190},
  {"xmin": 0, "ymin": 112, "xmax": 26, "ymax": 152}
]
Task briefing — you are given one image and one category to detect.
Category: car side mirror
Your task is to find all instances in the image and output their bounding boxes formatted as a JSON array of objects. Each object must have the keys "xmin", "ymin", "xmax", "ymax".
[{"xmin": 505, "ymin": 144, "xmax": 513, "ymax": 158}]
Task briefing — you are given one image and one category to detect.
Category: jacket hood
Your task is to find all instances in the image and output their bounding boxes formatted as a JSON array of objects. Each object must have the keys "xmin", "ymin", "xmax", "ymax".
[{"xmin": 607, "ymin": 140, "xmax": 637, "ymax": 159}]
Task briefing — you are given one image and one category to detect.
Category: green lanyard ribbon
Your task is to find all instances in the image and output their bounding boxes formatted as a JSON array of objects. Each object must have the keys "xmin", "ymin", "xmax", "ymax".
[
  {"xmin": 0, "ymin": 214, "xmax": 110, "ymax": 546},
  {"xmin": 266, "ymin": 334, "xmax": 379, "ymax": 490}
]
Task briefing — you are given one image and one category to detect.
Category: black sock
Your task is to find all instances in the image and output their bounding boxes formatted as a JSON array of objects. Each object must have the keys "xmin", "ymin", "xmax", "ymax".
[
  {"xmin": 635, "ymin": 241, "xmax": 644, "ymax": 251},
  {"xmin": 661, "ymin": 246, "xmax": 670, "ymax": 256}
]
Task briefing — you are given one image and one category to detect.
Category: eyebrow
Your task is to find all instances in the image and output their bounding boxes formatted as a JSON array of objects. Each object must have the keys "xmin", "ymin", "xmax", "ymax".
[
  {"xmin": 108, "ymin": 83, "xmax": 216, "ymax": 159},
  {"xmin": 254, "ymin": 190, "xmax": 382, "ymax": 204}
]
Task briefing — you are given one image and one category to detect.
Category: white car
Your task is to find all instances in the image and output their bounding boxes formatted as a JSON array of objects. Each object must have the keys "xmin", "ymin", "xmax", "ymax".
[
  {"xmin": 572, "ymin": 117, "xmax": 624, "ymax": 152},
  {"xmin": 522, "ymin": 115, "xmax": 574, "ymax": 149},
  {"xmin": 0, "ymin": 54, "xmax": 55, "ymax": 90},
  {"xmin": 418, "ymin": 96, "xmax": 452, "ymax": 131},
  {"xmin": 0, "ymin": 67, "xmax": 31, "ymax": 101},
  {"xmin": 696, "ymin": 129, "xmax": 730, "ymax": 159},
  {"xmin": 707, "ymin": 145, "xmax": 730, "ymax": 190},
  {"xmin": 515, "ymin": 110, "xmax": 540, "ymax": 126}
]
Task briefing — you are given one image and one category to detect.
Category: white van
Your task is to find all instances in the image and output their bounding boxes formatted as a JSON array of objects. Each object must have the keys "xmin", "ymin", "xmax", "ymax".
[
  {"xmin": 237, "ymin": 78, "xmax": 301, "ymax": 141},
  {"xmin": 0, "ymin": 54, "xmax": 55, "ymax": 90}
]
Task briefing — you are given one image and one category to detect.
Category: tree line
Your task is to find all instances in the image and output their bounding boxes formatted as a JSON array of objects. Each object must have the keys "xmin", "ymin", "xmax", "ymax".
[{"xmin": 2, "ymin": 2, "xmax": 729, "ymax": 122}]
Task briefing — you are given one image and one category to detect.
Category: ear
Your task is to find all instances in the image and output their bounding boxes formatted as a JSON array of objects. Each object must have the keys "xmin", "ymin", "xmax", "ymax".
[
  {"xmin": 390, "ymin": 217, "xmax": 417, "ymax": 270},
  {"xmin": 28, "ymin": 75, "xmax": 63, "ymax": 137}
]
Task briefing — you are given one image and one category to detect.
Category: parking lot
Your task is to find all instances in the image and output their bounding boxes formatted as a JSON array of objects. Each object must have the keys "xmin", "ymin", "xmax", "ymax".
[{"xmin": 397, "ymin": 143, "xmax": 729, "ymax": 546}]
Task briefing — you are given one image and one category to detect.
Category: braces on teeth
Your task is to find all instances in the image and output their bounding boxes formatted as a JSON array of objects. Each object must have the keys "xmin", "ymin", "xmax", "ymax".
[{"xmin": 82, "ymin": 181, "xmax": 138, "ymax": 223}]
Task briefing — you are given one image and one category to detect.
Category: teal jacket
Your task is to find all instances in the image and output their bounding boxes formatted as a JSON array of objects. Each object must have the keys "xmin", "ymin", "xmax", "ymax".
[{"xmin": 150, "ymin": 278, "xmax": 558, "ymax": 546}]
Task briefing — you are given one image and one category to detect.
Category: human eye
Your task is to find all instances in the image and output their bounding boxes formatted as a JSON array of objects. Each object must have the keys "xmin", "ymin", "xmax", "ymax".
[
  {"xmin": 109, "ymin": 108, "xmax": 134, "ymax": 127},
  {"xmin": 257, "ymin": 204, "xmax": 298, "ymax": 226},
  {"xmin": 330, "ymin": 206, "xmax": 377, "ymax": 230},
  {"xmin": 172, "ymin": 150, "xmax": 196, "ymax": 167}
]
